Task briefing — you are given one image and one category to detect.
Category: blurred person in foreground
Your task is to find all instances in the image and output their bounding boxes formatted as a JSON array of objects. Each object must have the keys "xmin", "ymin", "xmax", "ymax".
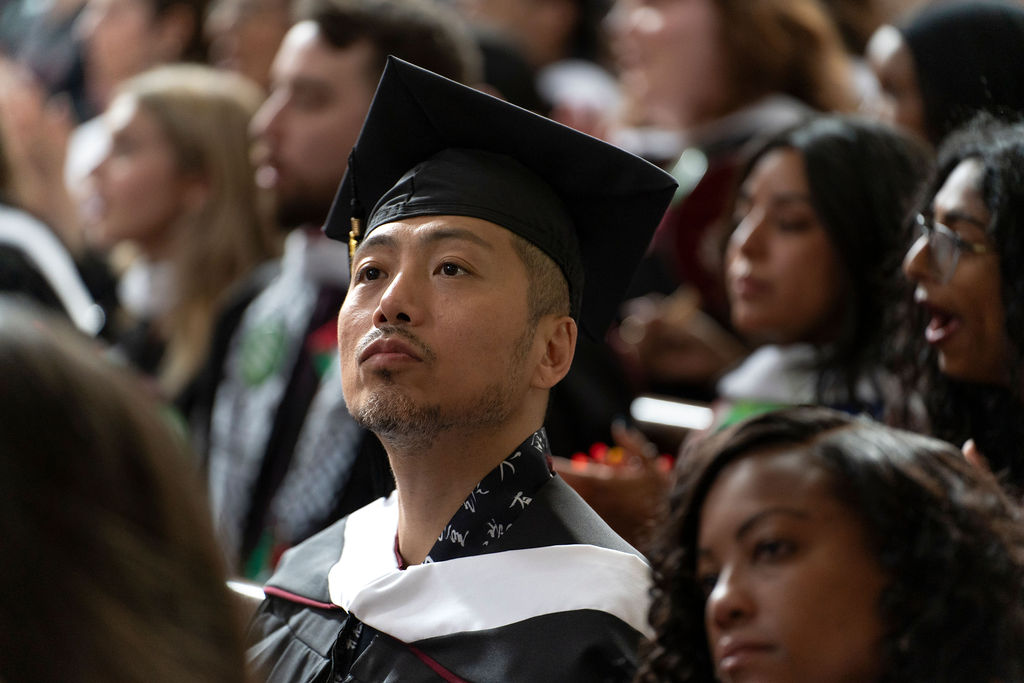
[
  {"xmin": 898, "ymin": 116, "xmax": 1024, "ymax": 489},
  {"xmin": 638, "ymin": 406, "xmax": 1024, "ymax": 683},
  {"xmin": 247, "ymin": 57, "xmax": 676, "ymax": 681},
  {"xmin": 193, "ymin": 0, "xmax": 482, "ymax": 578},
  {"xmin": 0, "ymin": 298, "xmax": 250, "ymax": 683}
]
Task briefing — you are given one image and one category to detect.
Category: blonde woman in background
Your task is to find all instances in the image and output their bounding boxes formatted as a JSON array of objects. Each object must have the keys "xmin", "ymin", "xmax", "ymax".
[{"xmin": 87, "ymin": 63, "xmax": 279, "ymax": 399}]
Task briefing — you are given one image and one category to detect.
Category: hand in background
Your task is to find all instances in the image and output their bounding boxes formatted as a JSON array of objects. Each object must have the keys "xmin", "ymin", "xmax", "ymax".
[
  {"xmin": 553, "ymin": 420, "xmax": 671, "ymax": 550},
  {"xmin": 610, "ymin": 286, "xmax": 747, "ymax": 387}
]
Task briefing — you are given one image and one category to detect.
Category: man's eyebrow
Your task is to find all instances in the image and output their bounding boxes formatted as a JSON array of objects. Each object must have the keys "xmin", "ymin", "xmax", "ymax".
[
  {"xmin": 418, "ymin": 226, "xmax": 495, "ymax": 250},
  {"xmin": 356, "ymin": 231, "xmax": 397, "ymax": 255},
  {"xmin": 356, "ymin": 225, "xmax": 496, "ymax": 256}
]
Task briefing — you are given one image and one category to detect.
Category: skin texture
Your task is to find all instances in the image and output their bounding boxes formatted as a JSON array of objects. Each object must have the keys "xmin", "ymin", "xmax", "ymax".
[
  {"xmin": 697, "ymin": 448, "xmax": 887, "ymax": 683},
  {"xmin": 903, "ymin": 158, "xmax": 1006, "ymax": 385},
  {"xmin": 341, "ymin": 215, "xmax": 542, "ymax": 449},
  {"xmin": 89, "ymin": 95, "xmax": 198, "ymax": 255},
  {"xmin": 249, "ymin": 21, "xmax": 376, "ymax": 228},
  {"xmin": 609, "ymin": 0, "xmax": 728, "ymax": 128},
  {"xmin": 725, "ymin": 148, "xmax": 845, "ymax": 345},
  {"xmin": 865, "ymin": 25, "xmax": 927, "ymax": 143},
  {"xmin": 338, "ymin": 213, "xmax": 577, "ymax": 563}
]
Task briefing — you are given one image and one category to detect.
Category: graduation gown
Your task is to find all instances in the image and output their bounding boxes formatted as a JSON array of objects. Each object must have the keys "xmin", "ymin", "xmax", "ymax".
[{"xmin": 248, "ymin": 432, "xmax": 653, "ymax": 682}]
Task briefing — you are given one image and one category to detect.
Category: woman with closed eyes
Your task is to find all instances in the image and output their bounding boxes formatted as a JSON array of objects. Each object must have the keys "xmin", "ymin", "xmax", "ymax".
[{"xmin": 636, "ymin": 406, "xmax": 1024, "ymax": 683}]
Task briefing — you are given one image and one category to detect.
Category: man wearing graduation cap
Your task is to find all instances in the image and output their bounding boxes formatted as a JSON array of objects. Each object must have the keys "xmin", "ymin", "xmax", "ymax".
[{"xmin": 248, "ymin": 57, "xmax": 677, "ymax": 682}]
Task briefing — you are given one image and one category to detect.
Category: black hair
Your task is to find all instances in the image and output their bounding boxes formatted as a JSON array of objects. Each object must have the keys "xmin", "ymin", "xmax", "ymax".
[
  {"xmin": 731, "ymin": 115, "xmax": 931, "ymax": 412},
  {"xmin": 637, "ymin": 406, "xmax": 1024, "ymax": 683},
  {"xmin": 893, "ymin": 114, "xmax": 1024, "ymax": 485},
  {"xmin": 900, "ymin": 0, "xmax": 1024, "ymax": 145}
]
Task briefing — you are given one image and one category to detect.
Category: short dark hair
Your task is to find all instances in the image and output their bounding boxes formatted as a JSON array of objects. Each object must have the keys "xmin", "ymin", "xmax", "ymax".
[
  {"xmin": 638, "ymin": 406, "xmax": 1024, "ymax": 683},
  {"xmin": 510, "ymin": 232, "xmax": 571, "ymax": 324},
  {"xmin": 295, "ymin": 0, "xmax": 482, "ymax": 86}
]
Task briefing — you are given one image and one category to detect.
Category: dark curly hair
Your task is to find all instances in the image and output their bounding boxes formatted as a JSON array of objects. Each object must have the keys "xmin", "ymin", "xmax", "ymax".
[
  {"xmin": 729, "ymin": 115, "xmax": 930, "ymax": 413},
  {"xmin": 636, "ymin": 407, "xmax": 1024, "ymax": 683},
  {"xmin": 892, "ymin": 115, "xmax": 1024, "ymax": 486}
]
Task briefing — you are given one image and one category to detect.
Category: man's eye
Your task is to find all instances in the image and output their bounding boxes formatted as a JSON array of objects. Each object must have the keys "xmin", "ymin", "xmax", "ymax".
[
  {"xmin": 357, "ymin": 266, "xmax": 382, "ymax": 282},
  {"xmin": 440, "ymin": 262, "xmax": 464, "ymax": 276}
]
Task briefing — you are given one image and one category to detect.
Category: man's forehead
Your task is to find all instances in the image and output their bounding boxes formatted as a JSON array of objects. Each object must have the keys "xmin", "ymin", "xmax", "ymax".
[{"xmin": 357, "ymin": 215, "xmax": 511, "ymax": 252}]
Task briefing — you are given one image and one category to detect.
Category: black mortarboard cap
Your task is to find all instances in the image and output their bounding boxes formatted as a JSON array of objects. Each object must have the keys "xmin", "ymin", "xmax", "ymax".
[{"xmin": 324, "ymin": 57, "xmax": 677, "ymax": 338}]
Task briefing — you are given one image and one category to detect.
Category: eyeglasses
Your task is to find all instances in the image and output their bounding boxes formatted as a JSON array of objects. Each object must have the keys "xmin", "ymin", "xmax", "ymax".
[{"xmin": 912, "ymin": 213, "xmax": 991, "ymax": 284}]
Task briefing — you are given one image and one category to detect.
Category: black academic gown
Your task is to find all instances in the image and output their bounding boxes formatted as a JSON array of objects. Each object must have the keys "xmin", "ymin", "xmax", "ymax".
[{"xmin": 248, "ymin": 465, "xmax": 652, "ymax": 682}]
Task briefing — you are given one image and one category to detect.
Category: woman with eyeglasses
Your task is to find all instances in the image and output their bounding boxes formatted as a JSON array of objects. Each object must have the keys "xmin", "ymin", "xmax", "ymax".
[{"xmin": 900, "ymin": 115, "xmax": 1024, "ymax": 486}]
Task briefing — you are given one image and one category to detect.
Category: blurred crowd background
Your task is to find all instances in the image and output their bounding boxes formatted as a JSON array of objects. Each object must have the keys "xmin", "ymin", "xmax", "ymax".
[{"xmin": 3, "ymin": 0, "xmax": 1024, "ymax": 678}]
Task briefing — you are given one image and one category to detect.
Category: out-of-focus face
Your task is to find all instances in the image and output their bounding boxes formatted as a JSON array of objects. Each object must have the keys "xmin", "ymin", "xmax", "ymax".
[
  {"xmin": 339, "ymin": 215, "xmax": 541, "ymax": 449},
  {"xmin": 725, "ymin": 148, "xmax": 845, "ymax": 345},
  {"xmin": 77, "ymin": 0, "xmax": 158, "ymax": 109},
  {"xmin": 205, "ymin": 0, "xmax": 291, "ymax": 90},
  {"xmin": 609, "ymin": 0, "xmax": 729, "ymax": 129},
  {"xmin": 250, "ymin": 21, "xmax": 377, "ymax": 229},
  {"xmin": 903, "ymin": 158, "xmax": 1006, "ymax": 384},
  {"xmin": 88, "ymin": 95, "xmax": 196, "ymax": 254},
  {"xmin": 865, "ymin": 25, "xmax": 927, "ymax": 143},
  {"xmin": 697, "ymin": 448, "xmax": 887, "ymax": 683},
  {"xmin": 461, "ymin": 0, "xmax": 578, "ymax": 68}
]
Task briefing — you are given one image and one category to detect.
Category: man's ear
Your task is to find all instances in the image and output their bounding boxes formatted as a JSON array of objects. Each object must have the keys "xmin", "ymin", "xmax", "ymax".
[{"xmin": 531, "ymin": 315, "xmax": 577, "ymax": 390}]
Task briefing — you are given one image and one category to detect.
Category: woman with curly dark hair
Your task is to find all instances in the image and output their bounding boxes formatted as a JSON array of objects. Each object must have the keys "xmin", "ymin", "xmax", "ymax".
[
  {"xmin": 636, "ymin": 406, "xmax": 1024, "ymax": 683},
  {"xmin": 899, "ymin": 116, "xmax": 1024, "ymax": 486}
]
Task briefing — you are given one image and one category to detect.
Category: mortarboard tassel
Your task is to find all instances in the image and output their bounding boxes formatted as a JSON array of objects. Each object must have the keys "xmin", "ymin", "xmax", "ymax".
[{"xmin": 347, "ymin": 152, "xmax": 364, "ymax": 266}]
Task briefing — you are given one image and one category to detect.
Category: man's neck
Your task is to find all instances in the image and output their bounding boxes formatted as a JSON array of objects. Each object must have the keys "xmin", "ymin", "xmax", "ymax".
[{"xmin": 385, "ymin": 419, "xmax": 542, "ymax": 566}]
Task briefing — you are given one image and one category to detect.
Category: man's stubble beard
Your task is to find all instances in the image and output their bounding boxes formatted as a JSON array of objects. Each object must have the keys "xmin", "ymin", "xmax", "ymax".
[{"xmin": 350, "ymin": 323, "xmax": 536, "ymax": 452}]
